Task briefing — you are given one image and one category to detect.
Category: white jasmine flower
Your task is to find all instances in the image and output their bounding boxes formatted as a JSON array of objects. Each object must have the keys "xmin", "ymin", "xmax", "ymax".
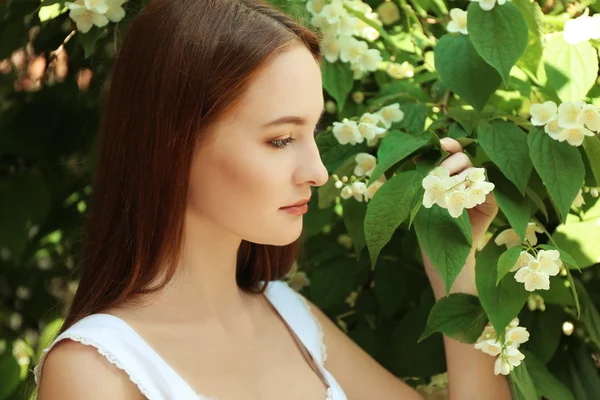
[
  {"xmin": 576, "ymin": 104, "xmax": 600, "ymax": 131},
  {"xmin": 377, "ymin": 103, "xmax": 404, "ymax": 128},
  {"xmin": 447, "ymin": 9, "xmax": 468, "ymax": 35},
  {"xmin": 306, "ymin": 0, "xmax": 327, "ymax": 15},
  {"xmin": 358, "ymin": 121, "xmax": 387, "ymax": 140},
  {"xmin": 530, "ymin": 101, "xmax": 558, "ymax": 126},
  {"xmin": 359, "ymin": 112, "xmax": 382, "ymax": 126},
  {"xmin": 322, "ymin": 34, "xmax": 342, "ymax": 63},
  {"xmin": 537, "ymin": 249, "xmax": 562, "ymax": 275},
  {"xmin": 504, "ymin": 326, "xmax": 530, "ymax": 348},
  {"xmin": 333, "ymin": 118, "xmax": 363, "ymax": 145},
  {"xmin": 386, "ymin": 61, "xmax": 414, "ymax": 80},
  {"xmin": 475, "ymin": 0, "xmax": 498, "ymax": 11},
  {"xmin": 365, "ymin": 176, "xmax": 386, "ymax": 200},
  {"xmin": 320, "ymin": 0, "xmax": 345, "ymax": 25},
  {"xmin": 84, "ymin": 0, "xmax": 108, "ymax": 14},
  {"xmin": 544, "ymin": 117, "xmax": 562, "ymax": 140},
  {"xmin": 376, "ymin": 1, "xmax": 400, "ymax": 25},
  {"xmin": 422, "ymin": 171, "xmax": 452, "ymax": 208},
  {"xmin": 67, "ymin": 1, "xmax": 109, "ymax": 33},
  {"xmin": 465, "ymin": 181, "xmax": 495, "ymax": 208},
  {"xmin": 474, "ymin": 339, "xmax": 502, "ymax": 356},
  {"xmin": 562, "ymin": 9, "xmax": 600, "ymax": 44},
  {"xmin": 340, "ymin": 185, "xmax": 354, "ymax": 199},
  {"xmin": 338, "ymin": 15, "xmax": 360, "ymax": 37},
  {"xmin": 558, "ymin": 101, "xmax": 586, "ymax": 128},
  {"xmin": 445, "ymin": 186, "xmax": 469, "ymax": 218},
  {"xmin": 514, "ymin": 253, "xmax": 560, "ymax": 291},
  {"xmin": 351, "ymin": 181, "xmax": 367, "ymax": 201},
  {"xmin": 494, "ymin": 347, "xmax": 525, "ymax": 375},
  {"xmin": 104, "ymin": 0, "xmax": 126, "ymax": 22},
  {"xmin": 557, "ymin": 126, "xmax": 595, "ymax": 147},
  {"xmin": 354, "ymin": 153, "xmax": 377, "ymax": 177},
  {"xmin": 360, "ymin": 48, "xmax": 383, "ymax": 71},
  {"xmin": 475, "ymin": 319, "xmax": 529, "ymax": 376},
  {"xmin": 339, "ymin": 36, "xmax": 368, "ymax": 64},
  {"xmin": 510, "ymin": 251, "xmax": 535, "ymax": 272},
  {"xmin": 495, "ymin": 222, "xmax": 543, "ymax": 249},
  {"xmin": 354, "ymin": 153, "xmax": 377, "ymax": 176}
]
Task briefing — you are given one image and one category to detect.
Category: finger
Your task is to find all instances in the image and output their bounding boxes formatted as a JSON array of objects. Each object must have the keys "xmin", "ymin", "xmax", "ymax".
[
  {"xmin": 439, "ymin": 152, "xmax": 473, "ymax": 176},
  {"xmin": 440, "ymin": 137, "xmax": 463, "ymax": 154}
]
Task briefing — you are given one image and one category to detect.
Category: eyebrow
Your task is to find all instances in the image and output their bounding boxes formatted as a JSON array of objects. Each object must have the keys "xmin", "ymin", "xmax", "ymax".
[{"xmin": 262, "ymin": 107, "xmax": 326, "ymax": 128}]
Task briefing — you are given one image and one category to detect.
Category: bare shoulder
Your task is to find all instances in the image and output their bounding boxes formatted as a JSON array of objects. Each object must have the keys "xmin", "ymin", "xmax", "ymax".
[
  {"xmin": 37, "ymin": 339, "xmax": 145, "ymax": 400},
  {"xmin": 303, "ymin": 297, "xmax": 423, "ymax": 400}
]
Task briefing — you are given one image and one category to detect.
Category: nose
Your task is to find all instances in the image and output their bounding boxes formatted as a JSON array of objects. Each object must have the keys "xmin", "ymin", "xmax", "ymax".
[{"xmin": 296, "ymin": 137, "xmax": 329, "ymax": 188}]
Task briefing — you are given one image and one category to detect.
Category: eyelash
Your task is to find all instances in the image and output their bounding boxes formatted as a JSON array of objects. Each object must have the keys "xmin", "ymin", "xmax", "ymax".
[
  {"xmin": 270, "ymin": 137, "xmax": 296, "ymax": 149},
  {"xmin": 269, "ymin": 127, "xmax": 320, "ymax": 150}
]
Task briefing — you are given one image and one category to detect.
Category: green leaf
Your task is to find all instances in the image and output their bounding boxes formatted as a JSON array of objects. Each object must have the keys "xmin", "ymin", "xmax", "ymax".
[
  {"xmin": 308, "ymin": 258, "xmax": 367, "ymax": 309},
  {"xmin": 0, "ymin": 348, "xmax": 21, "ymax": 400},
  {"xmin": 572, "ymin": 279, "xmax": 600, "ymax": 350},
  {"xmin": 467, "ymin": 3, "xmax": 529, "ymax": 84},
  {"xmin": 369, "ymin": 130, "xmax": 432, "ymax": 183},
  {"xmin": 509, "ymin": 359, "xmax": 539, "ymax": 400},
  {"xmin": 476, "ymin": 238, "xmax": 529, "ymax": 333},
  {"xmin": 35, "ymin": 318, "xmax": 64, "ymax": 363},
  {"xmin": 512, "ymin": 0, "xmax": 544, "ymax": 76},
  {"xmin": 399, "ymin": 103, "xmax": 428, "ymax": 134},
  {"xmin": 543, "ymin": 34, "xmax": 599, "ymax": 102},
  {"xmin": 342, "ymin": 199, "xmax": 367, "ymax": 257},
  {"xmin": 542, "ymin": 276, "xmax": 576, "ymax": 307},
  {"xmin": 374, "ymin": 259, "xmax": 411, "ymax": 318},
  {"xmin": 317, "ymin": 130, "xmax": 369, "ymax": 173},
  {"xmin": 365, "ymin": 171, "xmax": 424, "ymax": 269},
  {"xmin": 487, "ymin": 168, "xmax": 530, "ymax": 241},
  {"xmin": 478, "ymin": 120, "xmax": 532, "ymax": 195},
  {"xmin": 414, "ymin": 205, "xmax": 472, "ymax": 294},
  {"xmin": 527, "ymin": 127, "xmax": 585, "ymax": 223},
  {"xmin": 434, "ymin": 34, "xmax": 502, "ymax": 112},
  {"xmin": 0, "ymin": 173, "xmax": 51, "ymax": 259},
  {"xmin": 582, "ymin": 136, "xmax": 600, "ymax": 187},
  {"xmin": 526, "ymin": 187, "xmax": 549, "ymax": 222},
  {"xmin": 447, "ymin": 107, "xmax": 480, "ymax": 134},
  {"xmin": 523, "ymin": 305, "xmax": 565, "ymax": 364},
  {"xmin": 497, "ymin": 246, "xmax": 523, "ymax": 285},
  {"xmin": 419, "ymin": 293, "xmax": 488, "ymax": 343},
  {"xmin": 322, "ymin": 60, "xmax": 354, "ymax": 112},
  {"xmin": 78, "ymin": 26, "xmax": 106, "ymax": 59}
]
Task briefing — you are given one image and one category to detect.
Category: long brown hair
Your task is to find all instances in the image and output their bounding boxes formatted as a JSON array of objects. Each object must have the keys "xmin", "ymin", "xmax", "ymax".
[{"xmin": 59, "ymin": 0, "xmax": 322, "ymax": 334}]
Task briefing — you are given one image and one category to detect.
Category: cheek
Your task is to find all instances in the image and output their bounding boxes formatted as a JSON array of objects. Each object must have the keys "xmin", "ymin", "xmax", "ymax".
[{"xmin": 188, "ymin": 147, "xmax": 283, "ymax": 220}]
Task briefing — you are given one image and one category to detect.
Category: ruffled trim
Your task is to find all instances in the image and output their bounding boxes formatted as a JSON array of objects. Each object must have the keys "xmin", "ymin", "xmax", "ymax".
[
  {"xmin": 296, "ymin": 293, "xmax": 328, "ymax": 365},
  {"xmin": 33, "ymin": 334, "xmax": 154, "ymax": 400}
]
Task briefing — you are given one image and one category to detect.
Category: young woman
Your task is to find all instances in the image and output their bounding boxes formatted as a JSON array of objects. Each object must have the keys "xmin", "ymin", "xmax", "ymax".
[{"xmin": 33, "ymin": 0, "xmax": 512, "ymax": 399}]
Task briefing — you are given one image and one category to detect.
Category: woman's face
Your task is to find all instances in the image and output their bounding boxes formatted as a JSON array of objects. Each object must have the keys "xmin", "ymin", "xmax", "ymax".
[{"xmin": 187, "ymin": 45, "xmax": 329, "ymax": 246}]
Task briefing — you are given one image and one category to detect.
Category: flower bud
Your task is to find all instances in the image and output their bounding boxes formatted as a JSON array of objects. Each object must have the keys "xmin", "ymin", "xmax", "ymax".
[{"xmin": 325, "ymin": 100, "xmax": 337, "ymax": 114}]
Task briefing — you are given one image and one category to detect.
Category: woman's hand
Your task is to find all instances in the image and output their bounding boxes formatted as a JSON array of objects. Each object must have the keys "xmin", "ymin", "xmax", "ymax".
[{"xmin": 420, "ymin": 137, "xmax": 499, "ymax": 299}]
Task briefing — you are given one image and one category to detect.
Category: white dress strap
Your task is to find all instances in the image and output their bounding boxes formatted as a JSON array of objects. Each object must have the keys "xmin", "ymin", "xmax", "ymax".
[
  {"xmin": 263, "ymin": 281, "xmax": 327, "ymax": 366},
  {"xmin": 33, "ymin": 314, "xmax": 201, "ymax": 399}
]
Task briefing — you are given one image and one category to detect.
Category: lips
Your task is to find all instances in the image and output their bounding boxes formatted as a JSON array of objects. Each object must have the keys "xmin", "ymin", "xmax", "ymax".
[{"xmin": 281, "ymin": 197, "xmax": 311, "ymax": 208}]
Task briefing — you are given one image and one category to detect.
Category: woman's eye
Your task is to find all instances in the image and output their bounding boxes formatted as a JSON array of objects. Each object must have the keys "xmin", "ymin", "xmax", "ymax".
[{"xmin": 270, "ymin": 137, "xmax": 296, "ymax": 149}]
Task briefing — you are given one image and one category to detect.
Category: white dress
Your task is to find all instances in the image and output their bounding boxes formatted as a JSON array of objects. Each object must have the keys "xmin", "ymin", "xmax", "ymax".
[{"xmin": 33, "ymin": 280, "xmax": 348, "ymax": 400}]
